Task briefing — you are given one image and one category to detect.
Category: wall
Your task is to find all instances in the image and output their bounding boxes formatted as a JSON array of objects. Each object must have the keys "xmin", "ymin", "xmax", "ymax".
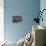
[
  {"xmin": 40, "ymin": 0, "xmax": 46, "ymax": 26},
  {"xmin": 0, "ymin": 0, "xmax": 4, "ymax": 42},
  {"xmin": 4, "ymin": 0, "xmax": 40, "ymax": 42}
]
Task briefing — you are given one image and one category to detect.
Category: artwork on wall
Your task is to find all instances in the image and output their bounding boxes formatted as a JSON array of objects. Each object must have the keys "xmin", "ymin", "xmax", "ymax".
[
  {"xmin": 33, "ymin": 9, "xmax": 46, "ymax": 24},
  {"xmin": 12, "ymin": 16, "xmax": 22, "ymax": 23}
]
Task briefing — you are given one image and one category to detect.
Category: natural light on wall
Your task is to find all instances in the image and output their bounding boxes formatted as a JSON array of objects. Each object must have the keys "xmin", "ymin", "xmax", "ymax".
[{"xmin": 0, "ymin": 0, "xmax": 4, "ymax": 42}]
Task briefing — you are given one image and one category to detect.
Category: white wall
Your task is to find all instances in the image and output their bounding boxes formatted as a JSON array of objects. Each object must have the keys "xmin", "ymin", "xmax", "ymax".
[{"xmin": 0, "ymin": 0, "xmax": 4, "ymax": 42}]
